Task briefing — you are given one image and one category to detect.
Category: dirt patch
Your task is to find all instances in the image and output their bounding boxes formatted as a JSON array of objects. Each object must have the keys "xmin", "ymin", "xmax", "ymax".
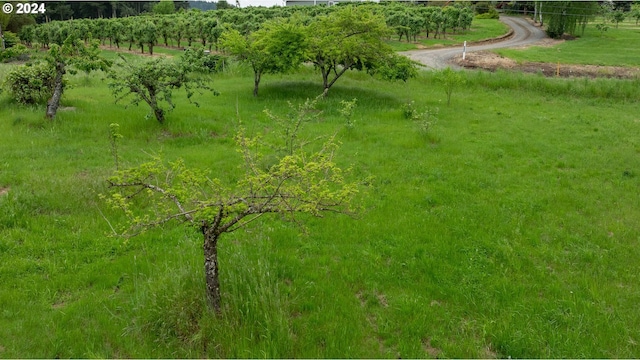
[
  {"xmin": 0, "ymin": 187, "xmax": 9, "ymax": 196},
  {"xmin": 511, "ymin": 37, "xmax": 565, "ymax": 50},
  {"xmin": 454, "ymin": 51, "xmax": 640, "ymax": 79},
  {"xmin": 422, "ymin": 338, "xmax": 442, "ymax": 358},
  {"xmin": 376, "ymin": 292, "xmax": 389, "ymax": 308},
  {"xmin": 59, "ymin": 106, "xmax": 76, "ymax": 112},
  {"xmin": 52, "ymin": 301, "xmax": 66, "ymax": 310},
  {"xmin": 482, "ymin": 345, "xmax": 498, "ymax": 359},
  {"xmin": 0, "ymin": 345, "xmax": 5, "ymax": 352},
  {"xmin": 99, "ymin": 45, "xmax": 173, "ymax": 58},
  {"xmin": 355, "ymin": 290, "xmax": 366, "ymax": 307}
]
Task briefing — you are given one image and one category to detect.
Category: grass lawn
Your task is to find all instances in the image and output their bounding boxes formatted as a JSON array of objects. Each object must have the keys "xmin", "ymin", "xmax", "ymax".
[
  {"xmin": 387, "ymin": 18, "xmax": 510, "ymax": 51},
  {"xmin": 495, "ymin": 19, "xmax": 640, "ymax": 67},
  {"xmin": 1, "ymin": 52, "xmax": 640, "ymax": 358}
]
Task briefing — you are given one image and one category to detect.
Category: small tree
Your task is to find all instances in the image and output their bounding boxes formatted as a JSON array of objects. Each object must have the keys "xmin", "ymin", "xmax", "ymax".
[
  {"xmin": 610, "ymin": 10, "xmax": 626, "ymax": 28},
  {"xmin": 103, "ymin": 100, "xmax": 359, "ymax": 312},
  {"xmin": 631, "ymin": 4, "xmax": 640, "ymax": 25},
  {"xmin": 45, "ymin": 36, "xmax": 111, "ymax": 120},
  {"xmin": 435, "ymin": 67, "xmax": 466, "ymax": 106},
  {"xmin": 153, "ymin": 0, "xmax": 175, "ymax": 15},
  {"xmin": 307, "ymin": 6, "xmax": 417, "ymax": 97},
  {"xmin": 108, "ymin": 49, "xmax": 215, "ymax": 124},
  {"xmin": 134, "ymin": 20, "xmax": 158, "ymax": 55},
  {"xmin": 220, "ymin": 19, "xmax": 307, "ymax": 97},
  {"xmin": 4, "ymin": 62, "xmax": 56, "ymax": 104}
]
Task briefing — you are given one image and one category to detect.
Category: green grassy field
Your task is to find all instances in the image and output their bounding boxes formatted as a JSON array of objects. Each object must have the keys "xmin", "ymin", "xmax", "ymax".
[
  {"xmin": 1, "ymin": 50, "xmax": 640, "ymax": 358},
  {"xmin": 387, "ymin": 18, "xmax": 510, "ymax": 51},
  {"xmin": 495, "ymin": 19, "xmax": 640, "ymax": 67}
]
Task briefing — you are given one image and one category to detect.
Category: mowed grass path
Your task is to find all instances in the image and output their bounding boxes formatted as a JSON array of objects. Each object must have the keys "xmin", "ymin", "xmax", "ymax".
[
  {"xmin": 495, "ymin": 19, "xmax": 640, "ymax": 67},
  {"xmin": 1, "ymin": 59, "xmax": 640, "ymax": 358}
]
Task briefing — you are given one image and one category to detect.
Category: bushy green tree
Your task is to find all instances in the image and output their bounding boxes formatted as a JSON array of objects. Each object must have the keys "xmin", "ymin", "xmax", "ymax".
[
  {"xmin": 108, "ymin": 49, "xmax": 214, "ymax": 124},
  {"xmin": 153, "ymin": 0, "xmax": 175, "ymax": 15},
  {"xmin": 610, "ymin": 10, "xmax": 626, "ymax": 28},
  {"xmin": 4, "ymin": 62, "xmax": 55, "ymax": 104},
  {"xmin": 45, "ymin": 36, "xmax": 111, "ymax": 119},
  {"xmin": 307, "ymin": 6, "xmax": 416, "ymax": 96},
  {"xmin": 221, "ymin": 18, "xmax": 307, "ymax": 97},
  {"xmin": 631, "ymin": 4, "xmax": 640, "ymax": 25},
  {"xmin": 134, "ymin": 19, "xmax": 158, "ymax": 55}
]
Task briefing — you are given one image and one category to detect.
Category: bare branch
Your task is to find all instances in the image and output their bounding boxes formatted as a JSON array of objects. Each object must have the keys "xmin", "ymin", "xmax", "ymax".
[{"xmin": 108, "ymin": 180, "xmax": 194, "ymax": 223}]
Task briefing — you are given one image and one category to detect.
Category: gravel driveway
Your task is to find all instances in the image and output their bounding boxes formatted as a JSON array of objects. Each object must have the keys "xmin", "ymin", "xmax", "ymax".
[{"xmin": 401, "ymin": 16, "xmax": 548, "ymax": 69}]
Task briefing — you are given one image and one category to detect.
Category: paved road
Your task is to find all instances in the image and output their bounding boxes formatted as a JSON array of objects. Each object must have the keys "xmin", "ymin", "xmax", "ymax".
[{"xmin": 401, "ymin": 16, "xmax": 548, "ymax": 69}]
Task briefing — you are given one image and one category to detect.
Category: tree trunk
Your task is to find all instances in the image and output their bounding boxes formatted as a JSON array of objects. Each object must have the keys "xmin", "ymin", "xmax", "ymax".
[
  {"xmin": 149, "ymin": 43, "xmax": 154, "ymax": 55},
  {"xmin": 253, "ymin": 71, "xmax": 261, "ymax": 97},
  {"xmin": 46, "ymin": 61, "xmax": 66, "ymax": 120},
  {"xmin": 148, "ymin": 91, "xmax": 165, "ymax": 124},
  {"xmin": 153, "ymin": 107, "xmax": 164, "ymax": 123},
  {"xmin": 321, "ymin": 68, "xmax": 330, "ymax": 97},
  {"xmin": 202, "ymin": 225, "xmax": 221, "ymax": 312}
]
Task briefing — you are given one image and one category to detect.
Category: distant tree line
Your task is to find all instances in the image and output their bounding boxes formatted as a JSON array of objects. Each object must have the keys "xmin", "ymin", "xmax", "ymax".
[{"xmin": 37, "ymin": 1, "xmax": 190, "ymax": 22}]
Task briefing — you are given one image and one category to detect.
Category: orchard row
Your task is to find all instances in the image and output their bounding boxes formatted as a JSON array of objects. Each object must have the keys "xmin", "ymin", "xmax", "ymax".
[{"xmin": 17, "ymin": 2, "xmax": 475, "ymax": 54}]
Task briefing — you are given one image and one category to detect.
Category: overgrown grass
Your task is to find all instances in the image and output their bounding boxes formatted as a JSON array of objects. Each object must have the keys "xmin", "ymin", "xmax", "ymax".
[
  {"xmin": 386, "ymin": 18, "xmax": 509, "ymax": 51},
  {"xmin": 1, "ymin": 54, "xmax": 640, "ymax": 358},
  {"xmin": 495, "ymin": 19, "xmax": 640, "ymax": 67}
]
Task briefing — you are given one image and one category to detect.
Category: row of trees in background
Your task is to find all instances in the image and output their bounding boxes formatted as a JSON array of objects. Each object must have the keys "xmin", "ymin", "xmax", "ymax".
[
  {"xmin": 4, "ymin": 4, "xmax": 420, "ymax": 121},
  {"xmin": 15, "ymin": 2, "xmax": 478, "ymax": 55},
  {"xmin": 384, "ymin": 3, "xmax": 474, "ymax": 41}
]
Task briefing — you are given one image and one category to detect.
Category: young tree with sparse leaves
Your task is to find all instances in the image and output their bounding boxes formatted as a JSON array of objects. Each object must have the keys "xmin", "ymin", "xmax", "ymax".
[
  {"xmin": 107, "ymin": 49, "xmax": 215, "ymax": 124},
  {"xmin": 102, "ymin": 99, "xmax": 360, "ymax": 312},
  {"xmin": 435, "ymin": 67, "xmax": 466, "ymax": 107}
]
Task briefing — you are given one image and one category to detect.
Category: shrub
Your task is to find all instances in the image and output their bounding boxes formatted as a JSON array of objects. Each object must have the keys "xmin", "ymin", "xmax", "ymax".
[
  {"xmin": 4, "ymin": 62, "xmax": 56, "ymax": 104},
  {"xmin": 401, "ymin": 101, "xmax": 438, "ymax": 136},
  {"xmin": 182, "ymin": 48, "xmax": 228, "ymax": 73},
  {"xmin": 2, "ymin": 31, "xmax": 20, "ymax": 48},
  {"xmin": 0, "ymin": 44, "xmax": 30, "ymax": 63},
  {"xmin": 475, "ymin": 2, "xmax": 490, "ymax": 14},
  {"xmin": 415, "ymin": 107, "xmax": 438, "ymax": 137},
  {"xmin": 475, "ymin": 8, "xmax": 499, "ymax": 19},
  {"xmin": 339, "ymin": 98, "xmax": 357, "ymax": 130},
  {"xmin": 202, "ymin": 54, "xmax": 228, "ymax": 73},
  {"xmin": 401, "ymin": 100, "xmax": 420, "ymax": 121}
]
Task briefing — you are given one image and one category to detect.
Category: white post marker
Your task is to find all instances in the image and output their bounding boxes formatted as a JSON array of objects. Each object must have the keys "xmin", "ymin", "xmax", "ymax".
[{"xmin": 463, "ymin": 41, "xmax": 467, "ymax": 60}]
